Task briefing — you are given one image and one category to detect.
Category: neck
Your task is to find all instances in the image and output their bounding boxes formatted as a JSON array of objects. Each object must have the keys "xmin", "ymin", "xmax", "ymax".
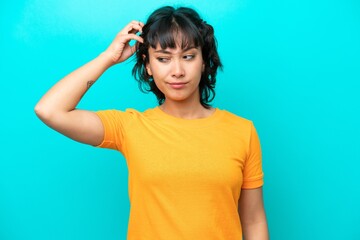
[{"xmin": 159, "ymin": 99, "xmax": 214, "ymax": 119}]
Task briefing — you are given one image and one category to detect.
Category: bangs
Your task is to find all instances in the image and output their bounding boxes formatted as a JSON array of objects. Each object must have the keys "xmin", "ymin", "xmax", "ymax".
[{"xmin": 146, "ymin": 16, "xmax": 203, "ymax": 50}]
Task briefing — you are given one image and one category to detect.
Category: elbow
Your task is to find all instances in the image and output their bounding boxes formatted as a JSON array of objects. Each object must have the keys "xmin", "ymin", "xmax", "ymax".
[
  {"xmin": 34, "ymin": 103, "xmax": 41, "ymax": 117},
  {"xmin": 34, "ymin": 102, "xmax": 53, "ymax": 123},
  {"xmin": 34, "ymin": 102, "xmax": 69, "ymax": 128}
]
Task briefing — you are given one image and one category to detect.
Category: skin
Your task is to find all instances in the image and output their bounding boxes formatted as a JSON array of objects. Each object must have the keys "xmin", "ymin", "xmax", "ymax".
[
  {"xmin": 239, "ymin": 188, "xmax": 269, "ymax": 240},
  {"xmin": 146, "ymin": 44, "xmax": 213, "ymax": 119},
  {"xmin": 34, "ymin": 20, "xmax": 269, "ymax": 239}
]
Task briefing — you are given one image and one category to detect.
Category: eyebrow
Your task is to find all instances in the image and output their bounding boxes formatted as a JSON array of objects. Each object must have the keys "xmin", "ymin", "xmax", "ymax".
[{"xmin": 153, "ymin": 46, "xmax": 197, "ymax": 54}]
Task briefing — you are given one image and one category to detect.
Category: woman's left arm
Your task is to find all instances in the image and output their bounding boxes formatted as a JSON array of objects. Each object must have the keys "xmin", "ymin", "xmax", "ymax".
[{"xmin": 238, "ymin": 187, "xmax": 269, "ymax": 240}]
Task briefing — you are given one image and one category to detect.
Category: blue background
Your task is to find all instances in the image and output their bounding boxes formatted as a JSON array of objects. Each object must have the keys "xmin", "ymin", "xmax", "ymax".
[{"xmin": 1, "ymin": 0, "xmax": 359, "ymax": 239}]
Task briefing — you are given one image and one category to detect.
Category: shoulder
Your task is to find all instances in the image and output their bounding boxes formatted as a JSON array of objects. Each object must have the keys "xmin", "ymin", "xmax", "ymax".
[
  {"xmin": 96, "ymin": 107, "xmax": 158, "ymax": 122},
  {"xmin": 215, "ymin": 109, "xmax": 258, "ymax": 141},
  {"xmin": 96, "ymin": 108, "xmax": 147, "ymax": 116},
  {"xmin": 217, "ymin": 109, "xmax": 254, "ymax": 127}
]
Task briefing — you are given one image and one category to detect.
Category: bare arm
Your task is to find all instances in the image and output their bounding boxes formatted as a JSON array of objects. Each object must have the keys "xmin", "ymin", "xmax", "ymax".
[
  {"xmin": 34, "ymin": 21, "xmax": 144, "ymax": 146},
  {"xmin": 239, "ymin": 187, "xmax": 269, "ymax": 240}
]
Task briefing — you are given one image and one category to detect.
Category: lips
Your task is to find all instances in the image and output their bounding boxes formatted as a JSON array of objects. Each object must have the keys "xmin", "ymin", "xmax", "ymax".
[{"xmin": 167, "ymin": 82, "xmax": 188, "ymax": 89}]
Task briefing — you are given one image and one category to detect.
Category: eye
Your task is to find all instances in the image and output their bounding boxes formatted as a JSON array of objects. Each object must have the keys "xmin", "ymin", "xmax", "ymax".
[
  {"xmin": 156, "ymin": 57, "xmax": 170, "ymax": 63},
  {"xmin": 183, "ymin": 54, "xmax": 195, "ymax": 60}
]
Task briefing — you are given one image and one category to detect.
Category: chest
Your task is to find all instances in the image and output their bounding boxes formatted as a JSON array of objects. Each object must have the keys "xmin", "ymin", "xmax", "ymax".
[{"xmin": 123, "ymin": 123, "xmax": 248, "ymax": 190}]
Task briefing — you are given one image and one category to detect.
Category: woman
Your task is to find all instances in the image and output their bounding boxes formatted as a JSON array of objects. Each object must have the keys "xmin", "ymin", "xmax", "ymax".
[{"xmin": 35, "ymin": 6, "xmax": 269, "ymax": 240}]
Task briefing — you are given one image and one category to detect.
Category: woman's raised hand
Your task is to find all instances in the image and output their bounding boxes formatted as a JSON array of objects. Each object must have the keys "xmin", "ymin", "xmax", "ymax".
[{"xmin": 103, "ymin": 20, "xmax": 144, "ymax": 65}]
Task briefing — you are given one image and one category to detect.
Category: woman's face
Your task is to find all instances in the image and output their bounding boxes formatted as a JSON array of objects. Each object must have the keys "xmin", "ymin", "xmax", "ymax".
[{"xmin": 146, "ymin": 43, "xmax": 205, "ymax": 105}]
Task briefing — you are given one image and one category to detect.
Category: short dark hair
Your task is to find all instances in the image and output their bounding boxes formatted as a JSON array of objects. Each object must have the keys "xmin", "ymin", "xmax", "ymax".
[{"xmin": 132, "ymin": 6, "xmax": 223, "ymax": 108}]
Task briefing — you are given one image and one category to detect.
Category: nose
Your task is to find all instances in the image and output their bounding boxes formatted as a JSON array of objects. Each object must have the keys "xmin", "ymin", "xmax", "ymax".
[{"xmin": 171, "ymin": 59, "xmax": 185, "ymax": 78}]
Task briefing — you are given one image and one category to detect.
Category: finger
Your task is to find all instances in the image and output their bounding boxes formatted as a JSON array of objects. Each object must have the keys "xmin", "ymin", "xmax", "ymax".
[
  {"xmin": 131, "ymin": 23, "xmax": 143, "ymax": 34},
  {"xmin": 120, "ymin": 33, "xmax": 144, "ymax": 44},
  {"xmin": 134, "ymin": 41, "xmax": 141, "ymax": 50},
  {"xmin": 130, "ymin": 44, "xmax": 137, "ymax": 55},
  {"xmin": 125, "ymin": 24, "xmax": 142, "ymax": 36},
  {"xmin": 124, "ymin": 21, "xmax": 144, "ymax": 34},
  {"xmin": 138, "ymin": 21, "xmax": 145, "ymax": 28},
  {"xmin": 130, "ymin": 20, "xmax": 144, "ymax": 27}
]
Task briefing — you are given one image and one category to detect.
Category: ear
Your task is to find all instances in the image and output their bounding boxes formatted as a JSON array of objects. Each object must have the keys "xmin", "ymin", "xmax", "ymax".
[
  {"xmin": 146, "ymin": 65, "xmax": 152, "ymax": 76},
  {"xmin": 143, "ymin": 54, "xmax": 152, "ymax": 76},
  {"xmin": 202, "ymin": 63, "xmax": 205, "ymax": 72}
]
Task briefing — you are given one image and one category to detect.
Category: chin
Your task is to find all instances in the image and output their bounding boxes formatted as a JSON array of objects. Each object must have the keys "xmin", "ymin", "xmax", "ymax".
[{"xmin": 168, "ymin": 93, "xmax": 194, "ymax": 101}]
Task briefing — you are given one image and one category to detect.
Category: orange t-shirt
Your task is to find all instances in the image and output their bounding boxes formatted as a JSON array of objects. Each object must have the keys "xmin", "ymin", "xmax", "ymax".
[{"xmin": 96, "ymin": 107, "xmax": 264, "ymax": 240}]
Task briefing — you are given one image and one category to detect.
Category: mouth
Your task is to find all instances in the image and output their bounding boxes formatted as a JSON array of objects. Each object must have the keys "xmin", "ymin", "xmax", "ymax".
[{"xmin": 167, "ymin": 82, "xmax": 188, "ymax": 89}]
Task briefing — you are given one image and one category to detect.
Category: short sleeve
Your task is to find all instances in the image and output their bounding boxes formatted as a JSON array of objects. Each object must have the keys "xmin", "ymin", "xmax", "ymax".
[
  {"xmin": 95, "ymin": 110, "xmax": 128, "ymax": 152},
  {"xmin": 242, "ymin": 122, "xmax": 264, "ymax": 189}
]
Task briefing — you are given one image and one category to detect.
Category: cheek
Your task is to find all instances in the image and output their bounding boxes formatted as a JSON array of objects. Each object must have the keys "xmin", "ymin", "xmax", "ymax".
[
  {"xmin": 152, "ymin": 78, "xmax": 166, "ymax": 94},
  {"xmin": 196, "ymin": 64, "xmax": 205, "ymax": 80},
  {"xmin": 150, "ymin": 63, "xmax": 169, "ymax": 80}
]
